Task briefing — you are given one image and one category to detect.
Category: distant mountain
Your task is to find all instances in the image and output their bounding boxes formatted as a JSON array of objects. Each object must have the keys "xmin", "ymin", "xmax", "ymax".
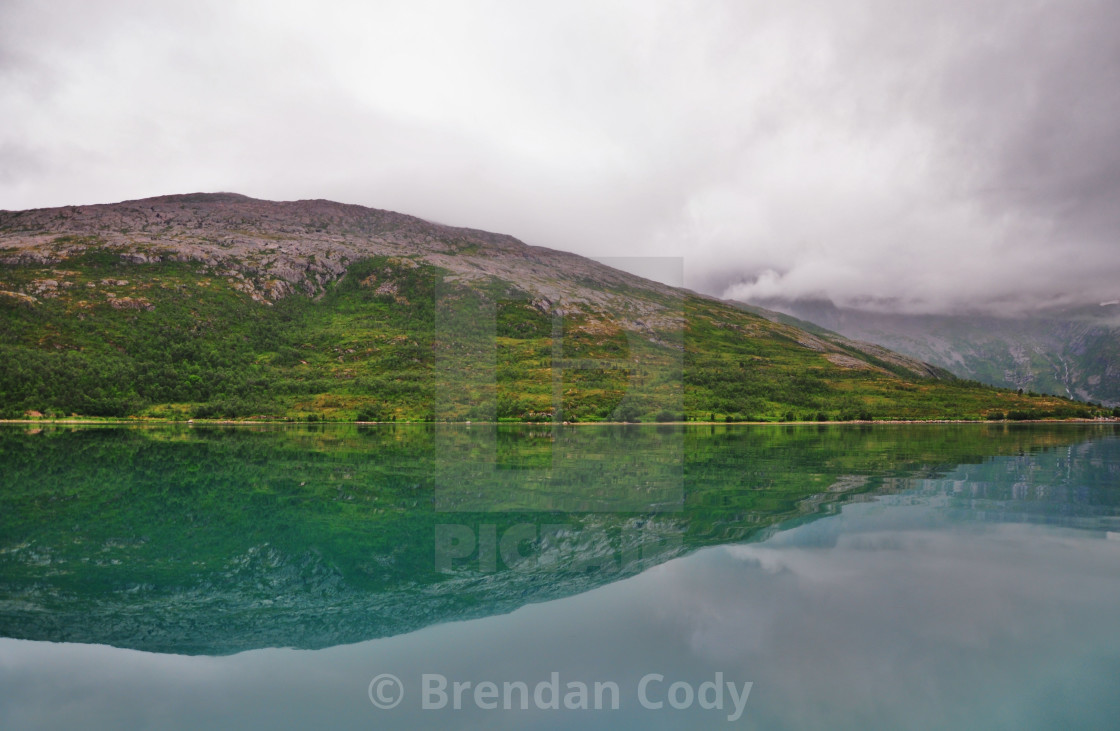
[
  {"xmin": 743, "ymin": 298, "xmax": 1120, "ymax": 407},
  {"xmin": 0, "ymin": 193, "xmax": 1100, "ymax": 421}
]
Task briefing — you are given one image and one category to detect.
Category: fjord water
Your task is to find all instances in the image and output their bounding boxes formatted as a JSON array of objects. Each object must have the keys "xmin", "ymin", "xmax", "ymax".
[{"xmin": 1, "ymin": 423, "xmax": 1118, "ymax": 729}]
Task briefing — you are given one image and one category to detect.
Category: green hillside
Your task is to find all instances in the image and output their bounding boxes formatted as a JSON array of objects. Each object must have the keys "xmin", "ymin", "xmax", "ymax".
[
  {"xmin": 748, "ymin": 298, "xmax": 1120, "ymax": 408},
  {"xmin": 0, "ymin": 194, "xmax": 1107, "ymax": 422}
]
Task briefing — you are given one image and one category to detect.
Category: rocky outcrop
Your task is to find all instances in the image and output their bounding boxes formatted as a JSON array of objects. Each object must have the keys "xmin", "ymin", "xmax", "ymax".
[{"xmin": 0, "ymin": 194, "xmax": 685, "ymax": 331}]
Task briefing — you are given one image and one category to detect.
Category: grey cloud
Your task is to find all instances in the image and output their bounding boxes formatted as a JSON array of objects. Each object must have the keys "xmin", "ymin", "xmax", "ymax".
[
  {"xmin": 709, "ymin": 0, "xmax": 1120, "ymax": 312},
  {"xmin": 1, "ymin": 0, "xmax": 1118, "ymax": 314}
]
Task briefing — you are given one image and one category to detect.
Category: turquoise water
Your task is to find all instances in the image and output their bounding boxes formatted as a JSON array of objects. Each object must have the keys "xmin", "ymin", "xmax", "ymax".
[{"xmin": 1, "ymin": 424, "xmax": 1118, "ymax": 729}]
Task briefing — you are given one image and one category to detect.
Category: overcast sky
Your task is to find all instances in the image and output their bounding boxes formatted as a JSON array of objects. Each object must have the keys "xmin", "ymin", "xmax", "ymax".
[{"xmin": 2, "ymin": 0, "xmax": 1118, "ymax": 313}]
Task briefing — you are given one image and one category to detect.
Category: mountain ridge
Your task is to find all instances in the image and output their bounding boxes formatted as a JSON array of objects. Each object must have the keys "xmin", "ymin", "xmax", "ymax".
[
  {"xmin": 746, "ymin": 297, "xmax": 1120, "ymax": 407},
  {"xmin": 0, "ymin": 193, "xmax": 1106, "ymax": 422}
]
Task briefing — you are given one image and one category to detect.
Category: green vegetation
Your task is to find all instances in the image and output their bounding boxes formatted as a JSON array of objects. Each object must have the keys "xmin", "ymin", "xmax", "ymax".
[
  {"xmin": 0, "ymin": 246, "xmax": 1102, "ymax": 422},
  {"xmin": 758, "ymin": 300, "xmax": 1120, "ymax": 407},
  {"xmin": 0, "ymin": 253, "xmax": 438, "ymax": 420},
  {"xmin": 682, "ymin": 298, "xmax": 1095, "ymax": 422}
]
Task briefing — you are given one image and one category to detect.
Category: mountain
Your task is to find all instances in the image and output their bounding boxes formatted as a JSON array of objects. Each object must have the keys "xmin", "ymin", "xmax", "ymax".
[
  {"xmin": 0, "ymin": 193, "xmax": 1102, "ymax": 421},
  {"xmin": 745, "ymin": 298, "xmax": 1120, "ymax": 408}
]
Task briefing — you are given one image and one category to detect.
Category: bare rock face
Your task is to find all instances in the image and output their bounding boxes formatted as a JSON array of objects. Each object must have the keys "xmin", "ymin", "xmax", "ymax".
[
  {"xmin": 108, "ymin": 296, "xmax": 154, "ymax": 311},
  {"xmin": 0, "ymin": 290, "xmax": 37, "ymax": 306},
  {"xmin": 0, "ymin": 193, "xmax": 684, "ymax": 327}
]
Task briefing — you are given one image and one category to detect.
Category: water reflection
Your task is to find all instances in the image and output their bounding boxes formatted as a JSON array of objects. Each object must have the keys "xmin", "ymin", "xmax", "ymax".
[
  {"xmin": 1, "ymin": 424, "xmax": 1117, "ymax": 657},
  {"xmin": 1, "ymin": 426, "xmax": 1118, "ymax": 729}
]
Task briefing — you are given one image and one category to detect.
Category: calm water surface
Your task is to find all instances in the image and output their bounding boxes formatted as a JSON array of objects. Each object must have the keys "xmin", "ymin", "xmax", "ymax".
[{"xmin": 1, "ymin": 423, "xmax": 1118, "ymax": 729}]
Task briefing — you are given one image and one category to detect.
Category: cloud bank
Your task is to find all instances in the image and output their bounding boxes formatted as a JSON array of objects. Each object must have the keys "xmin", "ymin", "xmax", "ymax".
[{"xmin": 2, "ymin": 0, "xmax": 1118, "ymax": 313}]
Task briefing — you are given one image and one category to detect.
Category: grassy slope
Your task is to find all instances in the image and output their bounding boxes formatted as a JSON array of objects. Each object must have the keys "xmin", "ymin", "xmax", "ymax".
[
  {"xmin": 0, "ymin": 244, "xmax": 1107, "ymax": 421},
  {"xmin": 746, "ymin": 300, "xmax": 1120, "ymax": 407}
]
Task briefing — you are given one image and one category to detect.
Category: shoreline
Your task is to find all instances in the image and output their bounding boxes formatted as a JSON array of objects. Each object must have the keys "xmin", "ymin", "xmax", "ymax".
[{"xmin": 3, "ymin": 418, "xmax": 1118, "ymax": 426}]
